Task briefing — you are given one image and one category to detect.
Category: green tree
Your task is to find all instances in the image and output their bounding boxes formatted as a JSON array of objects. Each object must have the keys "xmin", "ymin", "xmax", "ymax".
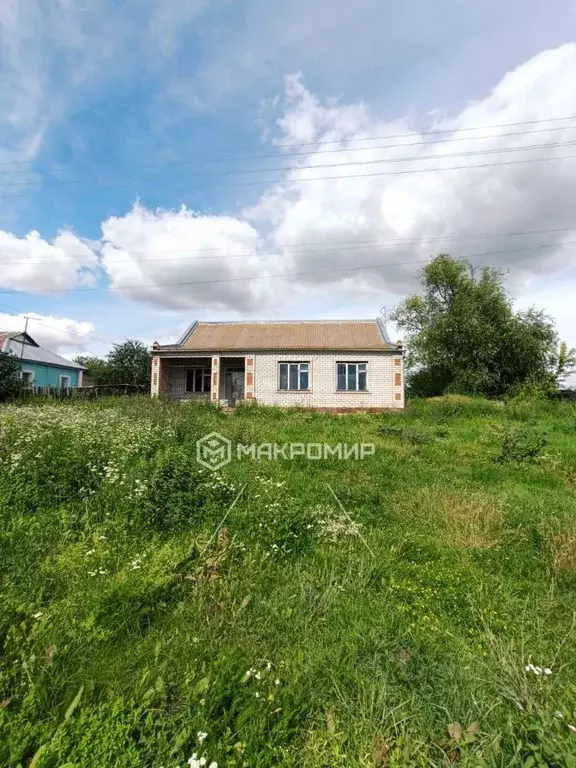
[
  {"xmin": 73, "ymin": 355, "xmax": 112, "ymax": 386},
  {"xmin": 391, "ymin": 254, "xmax": 560, "ymax": 397},
  {"xmin": 555, "ymin": 341, "xmax": 576, "ymax": 385},
  {"xmin": 75, "ymin": 340, "xmax": 152, "ymax": 388},
  {"xmin": 0, "ymin": 350, "xmax": 24, "ymax": 401},
  {"xmin": 106, "ymin": 339, "xmax": 152, "ymax": 387}
]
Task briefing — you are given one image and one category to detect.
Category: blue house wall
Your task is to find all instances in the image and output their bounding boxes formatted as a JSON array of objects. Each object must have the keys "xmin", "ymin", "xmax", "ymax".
[{"xmin": 21, "ymin": 362, "xmax": 81, "ymax": 388}]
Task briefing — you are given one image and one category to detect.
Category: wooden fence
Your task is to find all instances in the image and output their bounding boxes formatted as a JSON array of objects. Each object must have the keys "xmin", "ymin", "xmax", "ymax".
[{"xmin": 20, "ymin": 384, "xmax": 149, "ymax": 400}]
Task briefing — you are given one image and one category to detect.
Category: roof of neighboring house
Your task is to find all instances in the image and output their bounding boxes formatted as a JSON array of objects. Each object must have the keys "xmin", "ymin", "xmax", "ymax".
[
  {"xmin": 1, "ymin": 333, "xmax": 85, "ymax": 370},
  {"xmin": 0, "ymin": 331, "xmax": 20, "ymax": 343},
  {"xmin": 155, "ymin": 319, "xmax": 397, "ymax": 353}
]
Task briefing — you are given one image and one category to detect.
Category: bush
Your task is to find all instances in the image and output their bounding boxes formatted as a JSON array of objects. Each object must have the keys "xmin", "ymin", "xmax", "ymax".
[
  {"xmin": 496, "ymin": 425, "xmax": 548, "ymax": 464},
  {"xmin": 0, "ymin": 351, "xmax": 24, "ymax": 402}
]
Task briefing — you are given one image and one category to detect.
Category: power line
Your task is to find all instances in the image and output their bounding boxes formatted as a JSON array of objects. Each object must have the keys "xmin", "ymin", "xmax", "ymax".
[
  {"xmin": 1, "ymin": 152, "xmax": 576, "ymax": 201},
  {"xmin": 0, "ymin": 302, "xmax": 113, "ymax": 346},
  {"xmin": 1, "ymin": 240, "xmax": 572, "ymax": 296},
  {"xmin": 1, "ymin": 114, "xmax": 575, "ymax": 170},
  {"xmin": 1, "ymin": 139, "xmax": 575, "ymax": 190},
  {"xmin": 2, "ymin": 124, "xmax": 576, "ymax": 176},
  {"xmin": 2, "ymin": 225, "xmax": 576, "ymax": 267}
]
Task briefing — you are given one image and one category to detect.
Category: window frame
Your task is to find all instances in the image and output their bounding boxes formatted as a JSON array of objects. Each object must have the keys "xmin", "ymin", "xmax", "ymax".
[
  {"xmin": 185, "ymin": 367, "xmax": 211, "ymax": 394},
  {"xmin": 278, "ymin": 361, "xmax": 310, "ymax": 392},
  {"xmin": 59, "ymin": 374, "xmax": 71, "ymax": 389},
  {"xmin": 336, "ymin": 362, "xmax": 368, "ymax": 392},
  {"xmin": 21, "ymin": 369, "xmax": 34, "ymax": 386}
]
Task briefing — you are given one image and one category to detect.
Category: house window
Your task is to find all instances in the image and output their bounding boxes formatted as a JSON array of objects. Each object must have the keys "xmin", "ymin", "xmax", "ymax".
[
  {"xmin": 337, "ymin": 363, "xmax": 367, "ymax": 391},
  {"xmin": 186, "ymin": 368, "xmax": 211, "ymax": 393},
  {"xmin": 21, "ymin": 370, "xmax": 34, "ymax": 386},
  {"xmin": 279, "ymin": 362, "xmax": 309, "ymax": 391},
  {"xmin": 59, "ymin": 375, "xmax": 71, "ymax": 389}
]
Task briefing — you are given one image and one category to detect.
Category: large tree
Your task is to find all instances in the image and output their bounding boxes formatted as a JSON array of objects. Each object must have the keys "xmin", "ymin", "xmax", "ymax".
[
  {"xmin": 75, "ymin": 339, "xmax": 152, "ymax": 388},
  {"xmin": 0, "ymin": 350, "xmax": 24, "ymax": 401},
  {"xmin": 391, "ymin": 254, "xmax": 573, "ymax": 397}
]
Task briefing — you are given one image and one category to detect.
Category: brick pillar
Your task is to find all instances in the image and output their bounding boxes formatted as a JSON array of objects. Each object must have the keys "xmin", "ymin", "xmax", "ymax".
[
  {"xmin": 211, "ymin": 356, "xmax": 220, "ymax": 402},
  {"xmin": 393, "ymin": 354, "xmax": 404, "ymax": 408},
  {"xmin": 245, "ymin": 354, "xmax": 254, "ymax": 400},
  {"xmin": 151, "ymin": 356, "xmax": 161, "ymax": 397}
]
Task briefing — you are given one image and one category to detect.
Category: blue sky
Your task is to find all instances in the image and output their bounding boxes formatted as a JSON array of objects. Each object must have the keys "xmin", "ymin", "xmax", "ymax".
[{"xmin": 1, "ymin": 0, "xmax": 576, "ymax": 374}]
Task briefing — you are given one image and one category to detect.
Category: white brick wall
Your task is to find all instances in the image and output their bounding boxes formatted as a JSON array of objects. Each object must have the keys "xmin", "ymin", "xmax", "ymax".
[
  {"xmin": 154, "ymin": 350, "xmax": 404, "ymax": 408},
  {"xmin": 253, "ymin": 351, "xmax": 404, "ymax": 409}
]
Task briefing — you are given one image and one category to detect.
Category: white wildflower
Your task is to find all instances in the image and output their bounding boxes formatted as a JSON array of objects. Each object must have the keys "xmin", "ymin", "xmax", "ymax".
[
  {"xmin": 197, "ymin": 731, "xmax": 208, "ymax": 745},
  {"xmin": 525, "ymin": 663, "xmax": 552, "ymax": 676},
  {"xmin": 33, "ymin": 612, "xmax": 43, "ymax": 620},
  {"xmin": 275, "ymin": 678, "xmax": 281, "ymax": 686}
]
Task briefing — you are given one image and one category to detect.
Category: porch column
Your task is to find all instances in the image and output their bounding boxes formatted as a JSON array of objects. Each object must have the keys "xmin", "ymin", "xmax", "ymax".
[
  {"xmin": 211, "ymin": 356, "xmax": 220, "ymax": 402},
  {"xmin": 245, "ymin": 353, "xmax": 254, "ymax": 400},
  {"xmin": 151, "ymin": 355, "xmax": 161, "ymax": 397}
]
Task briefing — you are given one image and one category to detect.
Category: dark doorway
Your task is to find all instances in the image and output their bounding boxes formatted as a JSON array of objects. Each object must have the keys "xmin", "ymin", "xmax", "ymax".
[{"xmin": 222, "ymin": 362, "xmax": 245, "ymax": 406}]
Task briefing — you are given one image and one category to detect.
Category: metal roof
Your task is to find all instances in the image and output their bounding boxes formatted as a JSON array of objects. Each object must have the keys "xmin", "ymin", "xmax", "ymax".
[
  {"xmin": 4, "ymin": 339, "xmax": 85, "ymax": 370},
  {"xmin": 156, "ymin": 319, "xmax": 395, "ymax": 353}
]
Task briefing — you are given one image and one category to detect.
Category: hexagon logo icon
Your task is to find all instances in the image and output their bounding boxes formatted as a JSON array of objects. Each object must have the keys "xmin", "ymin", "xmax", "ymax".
[{"xmin": 196, "ymin": 432, "xmax": 232, "ymax": 471}]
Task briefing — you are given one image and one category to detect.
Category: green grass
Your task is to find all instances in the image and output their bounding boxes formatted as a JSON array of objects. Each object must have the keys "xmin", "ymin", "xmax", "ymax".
[{"xmin": 1, "ymin": 395, "xmax": 576, "ymax": 767}]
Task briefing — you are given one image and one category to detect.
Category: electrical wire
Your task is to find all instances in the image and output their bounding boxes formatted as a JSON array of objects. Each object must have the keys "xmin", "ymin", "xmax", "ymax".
[
  {"xmin": 1, "ymin": 139, "xmax": 576, "ymax": 189},
  {"xmin": 1, "ymin": 225, "xmax": 576, "ymax": 267},
  {"xmin": 0, "ymin": 240, "xmax": 572, "ymax": 296}
]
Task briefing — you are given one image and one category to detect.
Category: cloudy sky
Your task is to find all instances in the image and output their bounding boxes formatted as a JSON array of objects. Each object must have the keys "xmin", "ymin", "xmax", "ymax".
[{"xmin": 1, "ymin": 0, "xmax": 576, "ymax": 368}]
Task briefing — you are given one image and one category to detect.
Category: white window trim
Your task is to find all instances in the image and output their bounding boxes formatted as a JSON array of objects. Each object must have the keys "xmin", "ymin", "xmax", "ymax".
[
  {"xmin": 59, "ymin": 374, "xmax": 71, "ymax": 388},
  {"xmin": 278, "ymin": 361, "xmax": 310, "ymax": 392},
  {"xmin": 336, "ymin": 362, "xmax": 368, "ymax": 392},
  {"xmin": 21, "ymin": 369, "xmax": 35, "ymax": 385}
]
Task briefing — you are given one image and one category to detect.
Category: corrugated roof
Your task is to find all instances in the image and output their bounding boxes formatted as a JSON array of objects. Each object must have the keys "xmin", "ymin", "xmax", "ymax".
[
  {"xmin": 157, "ymin": 320, "xmax": 394, "ymax": 352},
  {"xmin": 4, "ymin": 339, "xmax": 85, "ymax": 370}
]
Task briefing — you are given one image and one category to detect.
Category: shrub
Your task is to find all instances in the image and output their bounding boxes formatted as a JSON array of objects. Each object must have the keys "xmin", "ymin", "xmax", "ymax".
[{"xmin": 496, "ymin": 425, "xmax": 548, "ymax": 464}]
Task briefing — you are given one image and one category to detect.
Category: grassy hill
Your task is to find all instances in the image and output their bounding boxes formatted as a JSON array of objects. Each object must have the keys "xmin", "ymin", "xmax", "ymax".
[{"xmin": 1, "ymin": 396, "xmax": 575, "ymax": 767}]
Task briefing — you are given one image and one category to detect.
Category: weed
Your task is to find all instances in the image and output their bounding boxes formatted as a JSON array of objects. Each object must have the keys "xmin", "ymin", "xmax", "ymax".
[
  {"xmin": 0, "ymin": 396, "xmax": 575, "ymax": 766},
  {"xmin": 496, "ymin": 424, "xmax": 548, "ymax": 463}
]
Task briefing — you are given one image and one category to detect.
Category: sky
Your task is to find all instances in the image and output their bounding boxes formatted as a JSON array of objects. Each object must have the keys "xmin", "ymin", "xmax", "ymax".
[{"xmin": 1, "ymin": 0, "xmax": 576, "ymax": 381}]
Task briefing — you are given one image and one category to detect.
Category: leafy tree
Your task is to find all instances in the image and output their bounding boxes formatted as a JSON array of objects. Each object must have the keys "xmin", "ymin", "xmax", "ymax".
[
  {"xmin": 555, "ymin": 341, "xmax": 576, "ymax": 385},
  {"xmin": 107, "ymin": 339, "xmax": 152, "ymax": 387},
  {"xmin": 0, "ymin": 350, "xmax": 24, "ymax": 401},
  {"xmin": 76, "ymin": 340, "xmax": 152, "ymax": 388},
  {"xmin": 391, "ymin": 254, "xmax": 563, "ymax": 398},
  {"xmin": 73, "ymin": 355, "xmax": 113, "ymax": 386}
]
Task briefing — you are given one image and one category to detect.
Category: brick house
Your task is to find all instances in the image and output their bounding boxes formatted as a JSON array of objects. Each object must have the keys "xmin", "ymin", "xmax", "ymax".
[{"xmin": 151, "ymin": 319, "xmax": 404, "ymax": 410}]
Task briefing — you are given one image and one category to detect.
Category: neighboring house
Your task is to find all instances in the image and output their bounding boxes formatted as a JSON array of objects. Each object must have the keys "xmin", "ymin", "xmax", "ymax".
[
  {"xmin": 0, "ymin": 331, "xmax": 85, "ymax": 389},
  {"xmin": 151, "ymin": 319, "xmax": 404, "ymax": 410}
]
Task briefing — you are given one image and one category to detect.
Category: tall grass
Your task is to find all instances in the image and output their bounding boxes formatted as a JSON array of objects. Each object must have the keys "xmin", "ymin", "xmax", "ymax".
[{"xmin": 1, "ymin": 397, "xmax": 576, "ymax": 766}]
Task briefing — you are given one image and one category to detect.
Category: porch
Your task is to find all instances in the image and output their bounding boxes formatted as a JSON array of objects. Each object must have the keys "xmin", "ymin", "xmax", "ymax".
[{"xmin": 155, "ymin": 355, "xmax": 250, "ymax": 405}]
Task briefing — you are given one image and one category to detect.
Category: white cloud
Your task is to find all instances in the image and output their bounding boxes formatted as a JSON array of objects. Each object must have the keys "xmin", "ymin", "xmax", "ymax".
[
  {"xmin": 248, "ymin": 45, "xmax": 576, "ymax": 299},
  {"xmin": 0, "ymin": 229, "xmax": 98, "ymax": 292},
  {"xmin": 0, "ymin": 311, "xmax": 97, "ymax": 355},
  {"xmin": 100, "ymin": 203, "xmax": 279, "ymax": 312}
]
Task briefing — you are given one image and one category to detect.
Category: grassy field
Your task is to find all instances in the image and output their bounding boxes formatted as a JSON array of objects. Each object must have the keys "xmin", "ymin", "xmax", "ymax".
[{"xmin": 1, "ymin": 396, "xmax": 576, "ymax": 767}]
